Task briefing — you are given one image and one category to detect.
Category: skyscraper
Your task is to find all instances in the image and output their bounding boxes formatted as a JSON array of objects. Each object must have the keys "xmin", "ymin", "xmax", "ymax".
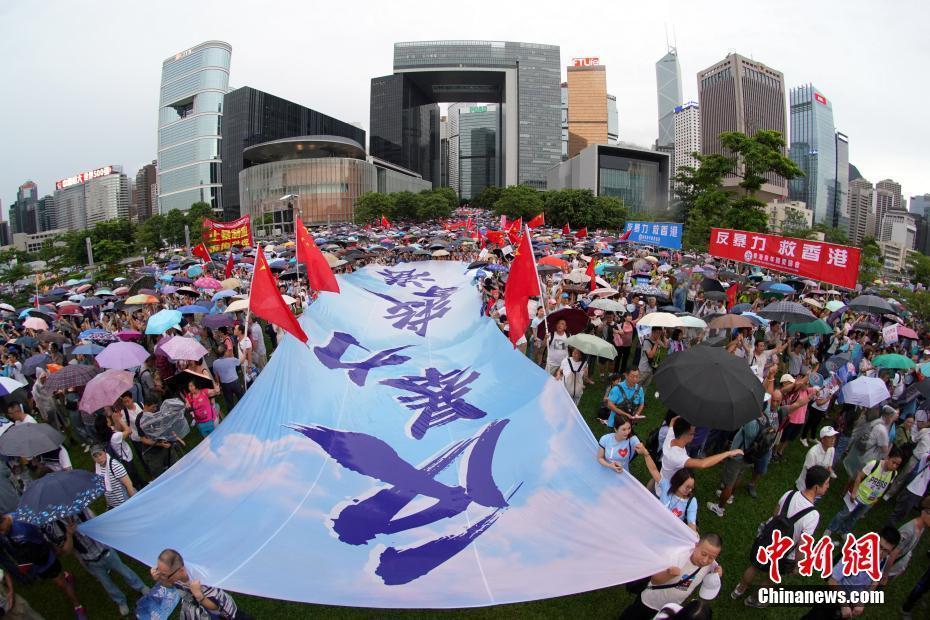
[
  {"xmin": 53, "ymin": 165, "xmax": 129, "ymax": 231},
  {"xmin": 567, "ymin": 60, "xmax": 608, "ymax": 158},
  {"xmin": 370, "ymin": 41, "xmax": 561, "ymax": 189},
  {"xmin": 131, "ymin": 161, "xmax": 157, "ymax": 223},
  {"xmin": 458, "ymin": 105, "xmax": 499, "ymax": 200},
  {"xmin": 846, "ymin": 177, "xmax": 874, "ymax": 245},
  {"xmin": 698, "ymin": 53, "xmax": 788, "ymax": 200},
  {"xmin": 220, "ymin": 86, "xmax": 365, "ymax": 220},
  {"xmin": 156, "ymin": 41, "xmax": 231, "ymax": 214},
  {"xmin": 788, "ymin": 85, "xmax": 840, "ymax": 225},
  {"xmin": 447, "ymin": 102, "xmax": 467, "ymax": 194},
  {"xmin": 439, "ymin": 115, "xmax": 450, "ymax": 188},
  {"xmin": 656, "ymin": 47, "xmax": 683, "ymax": 150},
  {"xmin": 673, "ymin": 102, "xmax": 701, "ymax": 179},
  {"xmin": 876, "ymin": 179, "xmax": 903, "ymax": 211},
  {"xmin": 831, "ymin": 132, "xmax": 849, "ymax": 232},
  {"xmin": 561, "ymin": 85, "xmax": 618, "ymax": 159},
  {"xmin": 37, "ymin": 195, "xmax": 56, "ymax": 231},
  {"xmin": 11, "ymin": 181, "xmax": 39, "ymax": 234},
  {"xmin": 910, "ymin": 194, "xmax": 930, "ymax": 216}
]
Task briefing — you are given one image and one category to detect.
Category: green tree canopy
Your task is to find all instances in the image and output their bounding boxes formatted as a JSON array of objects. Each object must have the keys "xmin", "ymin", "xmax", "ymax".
[
  {"xmin": 416, "ymin": 192, "xmax": 454, "ymax": 221},
  {"xmin": 354, "ymin": 192, "xmax": 395, "ymax": 224},
  {"xmin": 471, "ymin": 185, "xmax": 503, "ymax": 211},
  {"xmin": 858, "ymin": 237, "xmax": 883, "ymax": 285},
  {"xmin": 492, "ymin": 185, "xmax": 544, "ymax": 220}
]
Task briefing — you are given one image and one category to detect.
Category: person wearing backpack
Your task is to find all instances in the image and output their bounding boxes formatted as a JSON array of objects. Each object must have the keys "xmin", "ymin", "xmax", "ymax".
[
  {"xmin": 91, "ymin": 445, "xmax": 136, "ymax": 510},
  {"xmin": 796, "ymin": 427, "xmax": 839, "ymax": 495},
  {"xmin": 618, "ymin": 532, "xmax": 723, "ymax": 620},
  {"xmin": 638, "ymin": 326, "xmax": 667, "ymax": 387},
  {"xmin": 604, "ymin": 369, "xmax": 645, "ymax": 427},
  {"xmin": 824, "ymin": 446, "xmax": 904, "ymax": 540},
  {"xmin": 707, "ymin": 410, "xmax": 777, "ymax": 518},
  {"xmin": 731, "ymin": 465, "xmax": 831, "ymax": 608},
  {"xmin": 842, "ymin": 405, "xmax": 897, "ymax": 493}
]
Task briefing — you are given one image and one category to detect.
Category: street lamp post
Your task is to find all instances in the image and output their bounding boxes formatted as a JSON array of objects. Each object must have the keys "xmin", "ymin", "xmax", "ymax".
[{"xmin": 280, "ymin": 194, "xmax": 301, "ymax": 288}]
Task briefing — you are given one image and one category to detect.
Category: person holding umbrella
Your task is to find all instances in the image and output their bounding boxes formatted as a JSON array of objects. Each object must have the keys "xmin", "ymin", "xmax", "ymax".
[{"xmin": 0, "ymin": 513, "xmax": 87, "ymax": 619}]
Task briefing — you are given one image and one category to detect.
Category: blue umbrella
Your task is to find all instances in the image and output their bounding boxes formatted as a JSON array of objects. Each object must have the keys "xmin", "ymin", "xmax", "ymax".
[
  {"xmin": 146, "ymin": 309, "xmax": 183, "ymax": 335},
  {"xmin": 767, "ymin": 283, "xmax": 795, "ymax": 295},
  {"xmin": 71, "ymin": 343, "xmax": 104, "ymax": 356},
  {"xmin": 741, "ymin": 312, "xmax": 770, "ymax": 326},
  {"xmin": 485, "ymin": 264, "xmax": 509, "ymax": 272},
  {"xmin": 78, "ymin": 328, "xmax": 108, "ymax": 339},
  {"xmin": 212, "ymin": 289, "xmax": 237, "ymax": 301},
  {"xmin": 731, "ymin": 303, "xmax": 752, "ymax": 314},
  {"xmin": 13, "ymin": 470, "xmax": 105, "ymax": 526},
  {"xmin": 187, "ymin": 265, "xmax": 203, "ymax": 277},
  {"xmin": 177, "ymin": 305, "xmax": 210, "ymax": 314},
  {"xmin": 159, "ymin": 274, "xmax": 174, "ymax": 282}
]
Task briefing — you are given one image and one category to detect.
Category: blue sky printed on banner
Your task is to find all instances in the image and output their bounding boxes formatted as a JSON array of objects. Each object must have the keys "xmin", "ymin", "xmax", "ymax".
[{"xmin": 80, "ymin": 261, "xmax": 695, "ymax": 608}]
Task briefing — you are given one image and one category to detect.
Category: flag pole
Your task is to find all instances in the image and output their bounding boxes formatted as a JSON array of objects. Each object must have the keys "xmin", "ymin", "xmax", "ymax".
[{"xmin": 523, "ymin": 224, "xmax": 552, "ymax": 365}]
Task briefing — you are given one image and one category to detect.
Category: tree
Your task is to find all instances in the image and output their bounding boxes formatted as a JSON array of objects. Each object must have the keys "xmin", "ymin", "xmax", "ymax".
[
  {"xmin": 492, "ymin": 185, "xmax": 544, "ymax": 220},
  {"xmin": 907, "ymin": 253, "xmax": 930, "ymax": 288},
  {"xmin": 392, "ymin": 191, "xmax": 420, "ymax": 221},
  {"xmin": 431, "ymin": 187, "xmax": 459, "ymax": 213},
  {"xmin": 858, "ymin": 237, "xmax": 883, "ymax": 285},
  {"xmin": 136, "ymin": 213, "xmax": 167, "ymax": 251},
  {"xmin": 354, "ymin": 192, "xmax": 394, "ymax": 224},
  {"xmin": 779, "ymin": 208, "xmax": 812, "ymax": 238},
  {"xmin": 472, "ymin": 185, "xmax": 502, "ymax": 211},
  {"xmin": 163, "ymin": 209, "xmax": 188, "ymax": 247},
  {"xmin": 416, "ymin": 191, "xmax": 454, "ymax": 221},
  {"xmin": 897, "ymin": 289, "xmax": 930, "ymax": 324},
  {"xmin": 675, "ymin": 154, "xmax": 733, "ymax": 251},
  {"xmin": 814, "ymin": 224, "xmax": 849, "ymax": 245},
  {"xmin": 187, "ymin": 201, "xmax": 214, "ymax": 242},
  {"xmin": 591, "ymin": 195, "xmax": 629, "ymax": 230}
]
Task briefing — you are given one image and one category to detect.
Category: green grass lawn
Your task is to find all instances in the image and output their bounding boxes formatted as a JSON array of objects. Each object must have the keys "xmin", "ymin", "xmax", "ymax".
[{"xmin": 16, "ymin": 360, "xmax": 930, "ymax": 619}]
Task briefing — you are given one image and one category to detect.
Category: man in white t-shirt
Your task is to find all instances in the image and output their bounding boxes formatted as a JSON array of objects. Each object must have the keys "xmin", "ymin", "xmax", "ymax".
[
  {"xmin": 234, "ymin": 324, "xmax": 253, "ymax": 385},
  {"xmin": 732, "ymin": 466, "xmax": 831, "ymax": 607},
  {"xmin": 796, "ymin": 426, "xmax": 838, "ymax": 491},
  {"xmin": 248, "ymin": 320, "xmax": 267, "ymax": 369},
  {"xmin": 653, "ymin": 416, "xmax": 742, "ymax": 493},
  {"xmin": 5, "ymin": 403, "xmax": 36, "ymax": 425},
  {"xmin": 619, "ymin": 532, "xmax": 723, "ymax": 619}
]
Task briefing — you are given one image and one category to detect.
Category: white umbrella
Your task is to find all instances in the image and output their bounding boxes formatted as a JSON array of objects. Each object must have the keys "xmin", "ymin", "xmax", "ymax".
[
  {"xmin": 679, "ymin": 315, "xmax": 708, "ymax": 329},
  {"xmin": 589, "ymin": 299, "xmax": 626, "ymax": 312},
  {"xmin": 591, "ymin": 287, "xmax": 619, "ymax": 298},
  {"xmin": 224, "ymin": 299, "xmax": 250, "ymax": 313},
  {"xmin": 637, "ymin": 312, "xmax": 684, "ymax": 328},
  {"xmin": 841, "ymin": 376, "xmax": 890, "ymax": 408}
]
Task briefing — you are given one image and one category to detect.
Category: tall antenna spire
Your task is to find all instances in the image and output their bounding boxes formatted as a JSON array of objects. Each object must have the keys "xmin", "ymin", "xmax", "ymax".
[{"xmin": 664, "ymin": 23, "xmax": 670, "ymax": 50}]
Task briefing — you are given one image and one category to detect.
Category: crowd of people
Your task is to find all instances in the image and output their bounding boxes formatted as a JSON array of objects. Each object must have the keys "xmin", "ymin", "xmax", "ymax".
[{"xmin": 0, "ymin": 211, "xmax": 927, "ymax": 618}]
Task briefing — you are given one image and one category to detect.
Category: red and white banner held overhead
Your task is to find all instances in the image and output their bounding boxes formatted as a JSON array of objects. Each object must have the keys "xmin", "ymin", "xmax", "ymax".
[{"xmin": 708, "ymin": 228, "xmax": 861, "ymax": 290}]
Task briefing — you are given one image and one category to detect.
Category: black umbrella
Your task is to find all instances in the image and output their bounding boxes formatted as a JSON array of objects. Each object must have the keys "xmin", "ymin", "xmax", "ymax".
[
  {"xmin": 13, "ymin": 470, "xmax": 105, "ymax": 525},
  {"xmin": 654, "ymin": 345, "xmax": 765, "ymax": 431},
  {"xmin": 536, "ymin": 308, "xmax": 589, "ymax": 338},
  {"xmin": 44, "ymin": 365, "xmax": 103, "ymax": 391},
  {"xmin": 128, "ymin": 275, "xmax": 156, "ymax": 296},
  {"xmin": 0, "ymin": 423, "xmax": 64, "ymax": 458},
  {"xmin": 847, "ymin": 294, "xmax": 894, "ymax": 315},
  {"xmin": 467, "ymin": 261, "xmax": 489, "ymax": 270},
  {"xmin": 703, "ymin": 291, "xmax": 728, "ymax": 302},
  {"xmin": 757, "ymin": 300, "xmax": 816, "ymax": 324},
  {"xmin": 701, "ymin": 277, "xmax": 725, "ymax": 293},
  {"xmin": 166, "ymin": 369, "xmax": 216, "ymax": 393},
  {"xmin": 278, "ymin": 269, "xmax": 301, "ymax": 281},
  {"xmin": 537, "ymin": 264, "xmax": 561, "ymax": 275},
  {"xmin": 915, "ymin": 379, "xmax": 930, "ymax": 400}
]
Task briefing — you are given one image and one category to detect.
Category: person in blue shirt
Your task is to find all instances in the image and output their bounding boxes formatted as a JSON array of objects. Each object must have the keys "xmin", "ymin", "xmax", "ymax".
[
  {"xmin": 0, "ymin": 513, "xmax": 87, "ymax": 619},
  {"xmin": 656, "ymin": 468, "xmax": 698, "ymax": 531},
  {"xmin": 598, "ymin": 418, "xmax": 648, "ymax": 473},
  {"xmin": 605, "ymin": 370, "xmax": 645, "ymax": 428}
]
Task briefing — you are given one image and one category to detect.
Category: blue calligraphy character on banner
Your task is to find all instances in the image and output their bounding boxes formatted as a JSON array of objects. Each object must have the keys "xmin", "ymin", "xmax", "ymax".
[
  {"xmin": 313, "ymin": 332, "xmax": 413, "ymax": 386},
  {"xmin": 287, "ymin": 419, "xmax": 520, "ymax": 585},
  {"xmin": 377, "ymin": 268, "xmax": 435, "ymax": 288},
  {"xmin": 366, "ymin": 285, "xmax": 459, "ymax": 337},
  {"xmin": 380, "ymin": 367, "xmax": 486, "ymax": 439}
]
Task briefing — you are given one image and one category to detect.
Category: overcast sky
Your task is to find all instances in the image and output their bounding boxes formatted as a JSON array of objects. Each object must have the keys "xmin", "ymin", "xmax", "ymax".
[{"xmin": 2, "ymin": 0, "xmax": 927, "ymax": 217}]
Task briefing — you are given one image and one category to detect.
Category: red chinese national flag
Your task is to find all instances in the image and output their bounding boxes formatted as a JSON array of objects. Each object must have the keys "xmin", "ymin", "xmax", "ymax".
[
  {"xmin": 485, "ymin": 230, "xmax": 505, "ymax": 246},
  {"xmin": 250, "ymin": 246, "xmax": 308, "ymax": 344},
  {"xmin": 465, "ymin": 217, "xmax": 474, "ymax": 233},
  {"xmin": 225, "ymin": 252, "xmax": 234, "ymax": 279},
  {"xmin": 192, "ymin": 243, "xmax": 212, "ymax": 263},
  {"xmin": 507, "ymin": 218, "xmax": 523, "ymax": 245},
  {"xmin": 562, "ymin": 223, "xmax": 570, "ymax": 236},
  {"xmin": 725, "ymin": 282, "xmax": 739, "ymax": 310},
  {"xmin": 619, "ymin": 227, "xmax": 632, "ymax": 241},
  {"xmin": 575, "ymin": 227, "xmax": 588, "ymax": 239},
  {"xmin": 585, "ymin": 257, "xmax": 597, "ymax": 292},
  {"xmin": 504, "ymin": 227, "xmax": 540, "ymax": 348},
  {"xmin": 380, "ymin": 214, "xmax": 392, "ymax": 228},
  {"xmin": 296, "ymin": 218, "xmax": 339, "ymax": 294},
  {"xmin": 527, "ymin": 212, "xmax": 545, "ymax": 229}
]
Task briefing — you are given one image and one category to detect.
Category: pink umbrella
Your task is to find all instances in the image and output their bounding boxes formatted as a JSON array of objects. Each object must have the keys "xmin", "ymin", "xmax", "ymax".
[
  {"xmin": 115, "ymin": 330, "xmax": 143, "ymax": 341},
  {"xmin": 23, "ymin": 317, "xmax": 49, "ymax": 331},
  {"xmin": 897, "ymin": 325, "xmax": 919, "ymax": 340},
  {"xmin": 79, "ymin": 369, "xmax": 134, "ymax": 413},
  {"xmin": 113, "ymin": 286, "xmax": 130, "ymax": 296},
  {"xmin": 194, "ymin": 277, "xmax": 223, "ymax": 290},
  {"xmin": 96, "ymin": 341, "xmax": 151, "ymax": 370},
  {"xmin": 159, "ymin": 336, "xmax": 208, "ymax": 362},
  {"xmin": 75, "ymin": 284, "xmax": 93, "ymax": 293}
]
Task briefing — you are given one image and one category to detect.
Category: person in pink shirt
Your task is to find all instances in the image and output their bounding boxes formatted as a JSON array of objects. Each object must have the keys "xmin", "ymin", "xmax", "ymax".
[
  {"xmin": 773, "ymin": 373, "xmax": 812, "ymax": 461},
  {"xmin": 184, "ymin": 381, "xmax": 220, "ymax": 437}
]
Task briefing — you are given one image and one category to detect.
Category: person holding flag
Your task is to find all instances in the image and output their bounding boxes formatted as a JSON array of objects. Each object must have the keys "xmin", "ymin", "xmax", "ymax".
[
  {"xmin": 192, "ymin": 242, "xmax": 212, "ymax": 264},
  {"xmin": 504, "ymin": 224, "xmax": 540, "ymax": 349}
]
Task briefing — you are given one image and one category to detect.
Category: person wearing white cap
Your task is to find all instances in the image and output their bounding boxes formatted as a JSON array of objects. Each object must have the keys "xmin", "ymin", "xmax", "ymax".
[{"xmin": 796, "ymin": 427, "xmax": 839, "ymax": 491}]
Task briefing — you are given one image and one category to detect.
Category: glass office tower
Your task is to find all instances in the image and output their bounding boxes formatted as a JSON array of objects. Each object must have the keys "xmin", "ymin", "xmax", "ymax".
[
  {"xmin": 458, "ymin": 105, "xmax": 499, "ymax": 200},
  {"xmin": 371, "ymin": 40, "xmax": 560, "ymax": 189},
  {"xmin": 157, "ymin": 41, "xmax": 231, "ymax": 214},
  {"xmin": 789, "ymin": 84, "xmax": 838, "ymax": 225}
]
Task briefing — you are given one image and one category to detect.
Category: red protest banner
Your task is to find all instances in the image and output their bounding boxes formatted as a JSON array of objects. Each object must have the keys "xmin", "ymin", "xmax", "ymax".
[
  {"xmin": 203, "ymin": 215, "xmax": 253, "ymax": 251},
  {"xmin": 708, "ymin": 228, "xmax": 860, "ymax": 290}
]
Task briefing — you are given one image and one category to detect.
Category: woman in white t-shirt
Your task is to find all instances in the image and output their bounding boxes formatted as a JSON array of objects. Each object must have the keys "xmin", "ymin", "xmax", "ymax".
[{"xmin": 555, "ymin": 348, "xmax": 593, "ymax": 405}]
